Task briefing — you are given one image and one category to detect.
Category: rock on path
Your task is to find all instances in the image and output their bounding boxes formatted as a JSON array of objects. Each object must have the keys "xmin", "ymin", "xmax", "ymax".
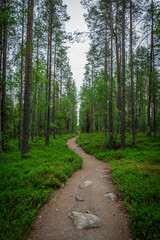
[
  {"xmin": 104, "ymin": 193, "xmax": 117, "ymax": 201},
  {"xmin": 28, "ymin": 137, "xmax": 132, "ymax": 240},
  {"xmin": 79, "ymin": 180, "xmax": 93, "ymax": 188},
  {"xmin": 68, "ymin": 211, "xmax": 101, "ymax": 230}
]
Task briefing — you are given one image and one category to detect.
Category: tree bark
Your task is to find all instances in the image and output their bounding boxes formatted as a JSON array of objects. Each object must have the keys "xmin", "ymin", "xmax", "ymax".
[
  {"xmin": 52, "ymin": 41, "xmax": 56, "ymax": 139},
  {"xmin": 46, "ymin": 9, "xmax": 53, "ymax": 146},
  {"xmin": 104, "ymin": 27, "xmax": 108, "ymax": 148},
  {"xmin": 45, "ymin": 24, "xmax": 50, "ymax": 138},
  {"xmin": 90, "ymin": 62, "xmax": 94, "ymax": 134},
  {"xmin": 147, "ymin": 0, "xmax": 154, "ymax": 138},
  {"xmin": 130, "ymin": 0, "xmax": 136, "ymax": 145},
  {"xmin": 19, "ymin": 0, "xmax": 25, "ymax": 149},
  {"xmin": 59, "ymin": 63, "xmax": 62, "ymax": 136},
  {"xmin": 0, "ymin": 2, "xmax": 3, "ymax": 156},
  {"xmin": 115, "ymin": 3, "xmax": 121, "ymax": 134},
  {"xmin": 153, "ymin": 50, "xmax": 156, "ymax": 139},
  {"xmin": 1, "ymin": 0, "xmax": 7, "ymax": 150},
  {"xmin": 109, "ymin": 0, "xmax": 113, "ymax": 149},
  {"xmin": 22, "ymin": 0, "xmax": 34, "ymax": 154},
  {"xmin": 121, "ymin": 0, "xmax": 126, "ymax": 149}
]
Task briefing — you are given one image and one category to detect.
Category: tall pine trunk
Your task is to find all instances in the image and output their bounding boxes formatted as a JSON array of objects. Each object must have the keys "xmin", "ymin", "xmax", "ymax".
[
  {"xmin": 46, "ymin": 9, "xmax": 53, "ymax": 146},
  {"xmin": 153, "ymin": 51, "xmax": 156, "ymax": 139},
  {"xmin": 52, "ymin": 41, "xmax": 56, "ymax": 139},
  {"xmin": 1, "ymin": 0, "xmax": 7, "ymax": 150},
  {"xmin": 130, "ymin": 0, "xmax": 136, "ymax": 145},
  {"xmin": 147, "ymin": 0, "xmax": 154, "ymax": 138},
  {"xmin": 19, "ymin": 0, "xmax": 25, "ymax": 149},
  {"xmin": 22, "ymin": 0, "xmax": 34, "ymax": 154},
  {"xmin": 45, "ymin": 25, "xmax": 50, "ymax": 138},
  {"xmin": 121, "ymin": 0, "xmax": 126, "ymax": 149},
  {"xmin": 0, "ymin": 4, "xmax": 3, "ymax": 156},
  {"xmin": 109, "ymin": 0, "xmax": 113, "ymax": 149},
  {"xmin": 115, "ymin": 3, "xmax": 121, "ymax": 134},
  {"xmin": 90, "ymin": 62, "xmax": 94, "ymax": 134},
  {"xmin": 59, "ymin": 60, "xmax": 63, "ymax": 136},
  {"xmin": 104, "ymin": 28, "xmax": 108, "ymax": 148}
]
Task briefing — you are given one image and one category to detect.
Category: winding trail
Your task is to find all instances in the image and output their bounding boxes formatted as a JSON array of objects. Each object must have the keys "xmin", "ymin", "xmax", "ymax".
[{"xmin": 28, "ymin": 137, "xmax": 132, "ymax": 240}]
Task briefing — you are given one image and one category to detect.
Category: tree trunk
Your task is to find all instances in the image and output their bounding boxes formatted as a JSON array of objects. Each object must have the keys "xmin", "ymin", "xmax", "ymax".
[
  {"xmin": 115, "ymin": 3, "xmax": 121, "ymax": 134},
  {"xmin": 36, "ymin": 35, "xmax": 39, "ymax": 141},
  {"xmin": 52, "ymin": 41, "xmax": 56, "ymax": 139},
  {"xmin": 104, "ymin": 27, "xmax": 108, "ymax": 148},
  {"xmin": 59, "ymin": 64, "xmax": 62, "ymax": 136},
  {"xmin": 0, "ymin": 4, "xmax": 3, "ymax": 156},
  {"xmin": 130, "ymin": 0, "xmax": 136, "ymax": 145},
  {"xmin": 22, "ymin": 0, "xmax": 34, "ymax": 154},
  {"xmin": 19, "ymin": 0, "xmax": 25, "ymax": 149},
  {"xmin": 85, "ymin": 111, "xmax": 87, "ymax": 133},
  {"xmin": 1, "ymin": 0, "xmax": 7, "ymax": 150},
  {"xmin": 147, "ymin": 0, "xmax": 154, "ymax": 138},
  {"xmin": 45, "ymin": 25, "xmax": 50, "ymax": 138},
  {"xmin": 121, "ymin": 0, "xmax": 126, "ymax": 149},
  {"xmin": 90, "ymin": 62, "xmax": 94, "ymax": 134},
  {"xmin": 46, "ymin": 9, "xmax": 52, "ymax": 146},
  {"xmin": 153, "ymin": 50, "xmax": 156, "ymax": 140},
  {"xmin": 109, "ymin": 0, "xmax": 113, "ymax": 149}
]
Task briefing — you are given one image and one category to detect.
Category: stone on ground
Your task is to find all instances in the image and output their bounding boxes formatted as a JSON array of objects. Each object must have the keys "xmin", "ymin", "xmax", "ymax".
[
  {"xmin": 79, "ymin": 180, "xmax": 93, "ymax": 188},
  {"xmin": 76, "ymin": 196, "xmax": 84, "ymax": 201},
  {"xmin": 104, "ymin": 192, "xmax": 117, "ymax": 201},
  {"xmin": 68, "ymin": 211, "xmax": 101, "ymax": 230}
]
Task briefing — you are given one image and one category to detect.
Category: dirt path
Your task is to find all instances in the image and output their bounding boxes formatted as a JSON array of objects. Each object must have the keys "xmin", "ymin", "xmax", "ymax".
[{"xmin": 28, "ymin": 137, "xmax": 132, "ymax": 240}]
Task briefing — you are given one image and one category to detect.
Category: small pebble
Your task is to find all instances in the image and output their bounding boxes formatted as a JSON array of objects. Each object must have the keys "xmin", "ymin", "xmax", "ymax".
[
  {"xmin": 86, "ymin": 210, "xmax": 91, "ymax": 214},
  {"xmin": 76, "ymin": 196, "xmax": 84, "ymax": 201}
]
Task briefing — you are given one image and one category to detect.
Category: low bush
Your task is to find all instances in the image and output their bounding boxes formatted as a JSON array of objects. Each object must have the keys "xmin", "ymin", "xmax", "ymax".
[
  {"xmin": 0, "ymin": 135, "xmax": 82, "ymax": 240},
  {"xmin": 76, "ymin": 133, "xmax": 160, "ymax": 240}
]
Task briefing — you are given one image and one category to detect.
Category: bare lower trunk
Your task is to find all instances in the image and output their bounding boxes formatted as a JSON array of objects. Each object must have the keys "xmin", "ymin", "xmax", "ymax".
[
  {"xmin": 19, "ymin": 0, "xmax": 24, "ymax": 149},
  {"xmin": 22, "ymin": 0, "xmax": 34, "ymax": 154},
  {"xmin": 46, "ymin": 9, "xmax": 53, "ymax": 146},
  {"xmin": 104, "ymin": 27, "xmax": 108, "ymax": 148},
  {"xmin": 0, "ymin": 10, "xmax": 3, "ymax": 156},
  {"xmin": 130, "ymin": 0, "xmax": 136, "ymax": 145},
  {"xmin": 1, "ymin": 1, "xmax": 7, "ymax": 150},
  {"xmin": 147, "ymin": 0, "xmax": 154, "ymax": 138},
  {"xmin": 52, "ymin": 42, "xmax": 56, "ymax": 139},
  {"xmin": 121, "ymin": 0, "xmax": 126, "ymax": 149},
  {"xmin": 45, "ymin": 25, "xmax": 50, "ymax": 138},
  {"xmin": 59, "ymin": 66, "xmax": 62, "ymax": 136},
  {"xmin": 115, "ymin": 3, "xmax": 121, "ymax": 134},
  {"xmin": 153, "ymin": 52, "xmax": 156, "ymax": 140},
  {"xmin": 109, "ymin": 0, "xmax": 113, "ymax": 149}
]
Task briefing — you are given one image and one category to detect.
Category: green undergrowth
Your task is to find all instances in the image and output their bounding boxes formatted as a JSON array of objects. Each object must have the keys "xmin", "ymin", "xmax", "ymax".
[
  {"xmin": 76, "ymin": 133, "xmax": 160, "ymax": 240},
  {"xmin": 0, "ymin": 134, "xmax": 82, "ymax": 240}
]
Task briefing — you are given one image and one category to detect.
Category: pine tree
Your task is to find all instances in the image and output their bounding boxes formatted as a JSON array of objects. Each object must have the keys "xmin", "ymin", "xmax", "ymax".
[
  {"xmin": 121, "ymin": 0, "xmax": 126, "ymax": 149},
  {"xmin": 22, "ymin": 0, "xmax": 34, "ymax": 154}
]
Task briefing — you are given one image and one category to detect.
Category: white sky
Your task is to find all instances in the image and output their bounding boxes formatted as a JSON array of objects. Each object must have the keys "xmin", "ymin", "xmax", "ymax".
[{"xmin": 63, "ymin": 0, "xmax": 90, "ymax": 93}]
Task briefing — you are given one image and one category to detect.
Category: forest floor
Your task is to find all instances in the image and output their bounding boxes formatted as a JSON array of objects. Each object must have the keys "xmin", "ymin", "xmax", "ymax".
[{"xmin": 28, "ymin": 137, "xmax": 132, "ymax": 240}]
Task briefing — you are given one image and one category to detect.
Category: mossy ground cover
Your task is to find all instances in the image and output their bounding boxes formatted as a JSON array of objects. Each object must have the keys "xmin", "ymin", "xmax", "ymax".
[
  {"xmin": 76, "ymin": 133, "xmax": 160, "ymax": 240},
  {"xmin": 0, "ymin": 134, "xmax": 82, "ymax": 240}
]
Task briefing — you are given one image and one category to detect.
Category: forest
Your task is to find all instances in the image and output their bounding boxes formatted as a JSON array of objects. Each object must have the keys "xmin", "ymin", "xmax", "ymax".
[
  {"xmin": 79, "ymin": 0, "xmax": 160, "ymax": 148},
  {"xmin": 0, "ymin": 0, "xmax": 160, "ymax": 240}
]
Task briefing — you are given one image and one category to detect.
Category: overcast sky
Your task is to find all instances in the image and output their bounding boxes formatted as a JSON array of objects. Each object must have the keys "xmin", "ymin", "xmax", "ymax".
[{"xmin": 63, "ymin": 0, "xmax": 90, "ymax": 92}]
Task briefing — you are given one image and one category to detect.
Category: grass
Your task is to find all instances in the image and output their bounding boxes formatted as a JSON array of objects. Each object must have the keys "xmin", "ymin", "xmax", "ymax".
[
  {"xmin": 0, "ymin": 134, "xmax": 82, "ymax": 240},
  {"xmin": 76, "ymin": 133, "xmax": 160, "ymax": 240}
]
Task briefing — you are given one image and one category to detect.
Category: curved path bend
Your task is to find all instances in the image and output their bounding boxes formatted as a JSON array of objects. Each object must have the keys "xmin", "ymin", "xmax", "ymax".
[{"xmin": 28, "ymin": 137, "xmax": 132, "ymax": 240}]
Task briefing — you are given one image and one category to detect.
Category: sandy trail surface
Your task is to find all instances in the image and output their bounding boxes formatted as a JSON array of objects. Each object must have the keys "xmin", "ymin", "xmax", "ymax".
[{"xmin": 28, "ymin": 137, "xmax": 132, "ymax": 240}]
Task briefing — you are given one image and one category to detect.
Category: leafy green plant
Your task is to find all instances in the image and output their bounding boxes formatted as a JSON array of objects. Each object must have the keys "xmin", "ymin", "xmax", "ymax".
[
  {"xmin": 0, "ymin": 135, "xmax": 82, "ymax": 240},
  {"xmin": 77, "ymin": 133, "xmax": 160, "ymax": 240}
]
